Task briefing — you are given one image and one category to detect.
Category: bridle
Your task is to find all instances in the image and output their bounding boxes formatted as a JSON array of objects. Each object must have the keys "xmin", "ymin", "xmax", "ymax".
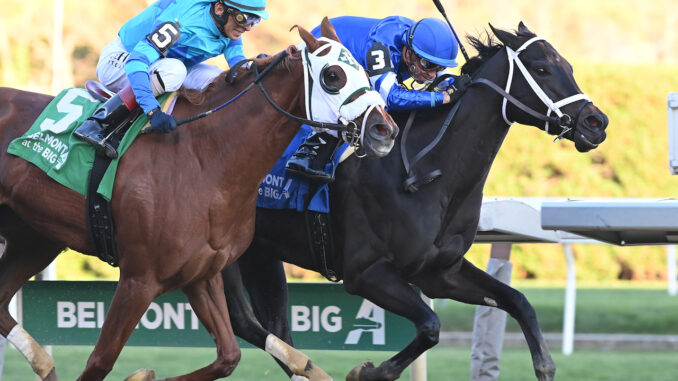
[
  {"xmin": 174, "ymin": 43, "xmax": 384, "ymax": 152},
  {"xmin": 491, "ymin": 36, "xmax": 591, "ymax": 141},
  {"xmin": 400, "ymin": 35, "xmax": 592, "ymax": 192}
]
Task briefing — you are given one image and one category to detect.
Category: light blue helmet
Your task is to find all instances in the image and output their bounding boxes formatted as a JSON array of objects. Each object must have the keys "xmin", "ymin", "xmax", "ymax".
[
  {"xmin": 221, "ymin": 0, "xmax": 269, "ymax": 20},
  {"xmin": 406, "ymin": 18, "xmax": 458, "ymax": 68}
]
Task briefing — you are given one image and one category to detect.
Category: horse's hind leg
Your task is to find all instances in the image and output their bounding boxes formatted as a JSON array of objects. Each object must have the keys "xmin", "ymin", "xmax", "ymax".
[
  {"xmin": 223, "ymin": 262, "xmax": 295, "ymax": 376},
  {"xmin": 224, "ymin": 261, "xmax": 330, "ymax": 380},
  {"xmin": 416, "ymin": 258, "xmax": 555, "ymax": 381},
  {"xmin": 0, "ymin": 214, "xmax": 64, "ymax": 380}
]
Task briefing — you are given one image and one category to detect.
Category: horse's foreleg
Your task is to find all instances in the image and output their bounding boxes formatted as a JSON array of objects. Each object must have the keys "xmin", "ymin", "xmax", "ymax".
[
  {"xmin": 169, "ymin": 273, "xmax": 240, "ymax": 381},
  {"xmin": 0, "ymin": 229, "xmax": 63, "ymax": 381},
  {"xmin": 417, "ymin": 258, "xmax": 555, "ymax": 381},
  {"xmin": 343, "ymin": 261, "xmax": 439, "ymax": 381},
  {"xmin": 78, "ymin": 277, "xmax": 160, "ymax": 381}
]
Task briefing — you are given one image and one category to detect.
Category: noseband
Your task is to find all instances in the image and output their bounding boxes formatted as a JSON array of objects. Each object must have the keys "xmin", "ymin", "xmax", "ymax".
[{"xmin": 498, "ymin": 36, "xmax": 591, "ymax": 140}]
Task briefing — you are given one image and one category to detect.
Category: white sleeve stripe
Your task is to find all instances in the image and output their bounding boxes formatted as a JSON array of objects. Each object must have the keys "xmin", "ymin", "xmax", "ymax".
[{"xmin": 371, "ymin": 72, "xmax": 397, "ymax": 102}]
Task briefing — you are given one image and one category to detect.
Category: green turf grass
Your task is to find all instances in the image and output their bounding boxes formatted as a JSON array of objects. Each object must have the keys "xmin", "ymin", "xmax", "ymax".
[{"xmin": 3, "ymin": 345, "xmax": 678, "ymax": 380}]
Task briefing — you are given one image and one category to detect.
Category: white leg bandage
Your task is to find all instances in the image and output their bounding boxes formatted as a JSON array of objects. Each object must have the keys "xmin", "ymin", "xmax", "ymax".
[{"xmin": 7, "ymin": 325, "xmax": 55, "ymax": 379}]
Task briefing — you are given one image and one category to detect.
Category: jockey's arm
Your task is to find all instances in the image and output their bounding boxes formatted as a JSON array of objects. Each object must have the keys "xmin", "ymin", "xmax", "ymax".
[
  {"xmin": 223, "ymin": 37, "xmax": 247, "ymax": 67},
  {"xmin": 124, "ymin": 40, "xmax": 163, "ymax": 114},
  {"xmin": 370, "ymin": 71, "xmax": 445, "ymax": 111}
]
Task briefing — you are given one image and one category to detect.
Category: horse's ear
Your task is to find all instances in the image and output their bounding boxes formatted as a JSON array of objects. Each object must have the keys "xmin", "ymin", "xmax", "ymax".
[
  {"xmin": 489, "ymin": 23, "xmax": 518, "ymax": 50},
  {"xmin": 294, "ymin": 24, "xmax": 322, "ymax": 53},
  {"xmin": 517, "ymin": 21, "xmax": 534, "ymax": 36},
  {"xmin": 320, "ymin": 17, "xmax": 340, "ymax": 43}
]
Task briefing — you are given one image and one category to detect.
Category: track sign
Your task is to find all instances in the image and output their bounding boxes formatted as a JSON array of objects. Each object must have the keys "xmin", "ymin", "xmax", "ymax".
[{"xmin": 22, "ymin": 281, "xmax": 414, "ymax": 350}]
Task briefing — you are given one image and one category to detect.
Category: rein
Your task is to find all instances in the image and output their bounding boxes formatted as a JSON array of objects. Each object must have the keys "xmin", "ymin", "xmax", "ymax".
[{"xmin": 174, "ymin": 50, "xmax": 357, "ymax": 134}]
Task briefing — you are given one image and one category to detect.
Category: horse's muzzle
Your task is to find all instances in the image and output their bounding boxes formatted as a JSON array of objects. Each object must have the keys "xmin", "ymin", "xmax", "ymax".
[
  {"xmin": 573, "ymin": 107, "xmax": 608, "ymax": 152},
  {"xmin": 364, "ymin": 120, "xmax": 398, "ymax": 157}
]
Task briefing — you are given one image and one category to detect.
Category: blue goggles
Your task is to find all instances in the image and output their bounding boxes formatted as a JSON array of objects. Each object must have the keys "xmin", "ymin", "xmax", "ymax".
[{"xmin": 226, "ymin": 7, "xmax": 261, "ymax": 27}]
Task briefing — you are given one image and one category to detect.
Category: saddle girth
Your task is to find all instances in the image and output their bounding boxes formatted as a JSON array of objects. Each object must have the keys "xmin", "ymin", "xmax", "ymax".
[
  {"xmin": 85, "ymin": 112, "xmax": 139, "ymax": 267},
  {"xmin": 304, "ymin": 210, "xmax": 340, "ymax": 282}
]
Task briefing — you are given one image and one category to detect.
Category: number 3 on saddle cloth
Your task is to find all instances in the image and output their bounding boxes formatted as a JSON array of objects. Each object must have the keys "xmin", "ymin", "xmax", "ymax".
[{"xmin": 256, "ymin": 124, "xmax": 350, "ymax": 282}]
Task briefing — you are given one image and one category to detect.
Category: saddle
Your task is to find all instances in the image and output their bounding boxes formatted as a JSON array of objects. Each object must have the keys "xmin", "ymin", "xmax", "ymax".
[{"xmin": 86, "ymin": 80, "xmax": 114, "ymax": 102}]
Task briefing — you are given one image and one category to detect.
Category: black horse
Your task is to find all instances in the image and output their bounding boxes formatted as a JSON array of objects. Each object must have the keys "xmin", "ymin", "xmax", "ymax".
[{"xmin": 223, "ymin": 23, "xmax": 608, "ymax": 381}]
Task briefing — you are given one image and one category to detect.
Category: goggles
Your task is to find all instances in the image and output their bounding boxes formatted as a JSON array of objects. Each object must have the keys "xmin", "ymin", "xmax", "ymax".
[
  {"xmin": 417, "ymin": 56, "xmax": 444, "ymax": 72},
  {"xmin": 227, "ymin": 7, "xmax": 261, "ymax": 27}
]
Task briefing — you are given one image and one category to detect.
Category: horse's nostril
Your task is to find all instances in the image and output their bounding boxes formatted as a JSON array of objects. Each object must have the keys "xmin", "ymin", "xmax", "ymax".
[
  {"xmin": 586, "ymin": 115, "xmax": 601, "ymax": 128},
  {"xmin": 584, "ymin": 114, "xmax": 607, "ymax": 129},
  {"xmin": 372, "ymin": 124, "xmax": 388, "ymax": 137}
]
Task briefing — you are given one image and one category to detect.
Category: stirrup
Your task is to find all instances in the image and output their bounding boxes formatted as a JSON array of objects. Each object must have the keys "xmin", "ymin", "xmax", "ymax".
[
  {"xmin": 285, "ymin": 162, "xmax": 336, "ymax": 183},
  {"xmin": 74, "ymin": 122, "xmax": 119, "ymax": 159}
]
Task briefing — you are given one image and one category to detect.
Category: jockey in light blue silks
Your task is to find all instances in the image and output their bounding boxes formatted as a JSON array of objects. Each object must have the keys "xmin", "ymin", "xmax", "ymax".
[
  {"xmin": 75, "ymin": 0, "xmax": 268, "ymax": 159},
  {"xmin": 286, "ymin": 16, "xmax": 471, "ymax": 183}
]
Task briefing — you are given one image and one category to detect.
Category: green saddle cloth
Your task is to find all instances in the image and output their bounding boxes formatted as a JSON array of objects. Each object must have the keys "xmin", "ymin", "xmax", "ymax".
[{"xmin": 7, "ymin": 88, "xmax": 166, "ymax": 201}]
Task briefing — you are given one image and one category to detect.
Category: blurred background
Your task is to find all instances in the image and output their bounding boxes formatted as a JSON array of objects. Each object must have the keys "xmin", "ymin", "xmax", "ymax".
[
  {"xmin": 2, "ymin": 1, "xmax": 678, "ymax": 380},
  {"xmin": 2, "ymin": 0, "xmax": 678, "ymax": 283}
]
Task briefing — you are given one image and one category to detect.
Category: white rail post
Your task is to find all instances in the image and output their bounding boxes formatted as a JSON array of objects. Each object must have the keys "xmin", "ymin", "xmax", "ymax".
[
  {"xmin": 470, "ymin": 243, "xmax": 513, "ymax": 381},
  {"xmin": 562, "ymin": 243, "xmax": 576, "ymax": 355},
  {"xmin": 668, "ymin": 245, "xmax": 677, "ymax": 296},
  {"xmin": 410, "ymin": 293, "xmax": 433, "ymax": 381}
]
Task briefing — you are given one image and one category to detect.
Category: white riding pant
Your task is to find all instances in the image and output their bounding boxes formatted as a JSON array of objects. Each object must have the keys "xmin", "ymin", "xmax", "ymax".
[{"xmin": 96, "ymin": 37, "xmax": 222, "ymax": 95}]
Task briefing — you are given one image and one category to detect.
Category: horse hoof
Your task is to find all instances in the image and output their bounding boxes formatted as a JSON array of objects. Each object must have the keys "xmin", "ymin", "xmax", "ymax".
[
  {"xmin": 125, "ymin": 368, "xmax": 156, "ymax": 381},
  {"xmin": 43, "ymin": 367, "xmax": 58, "ymax": 381},
  {"xmin": 304, "ymin": 361, "xmax": 333, "ymax": 381},
  {"xmin": 346, "ymin": 361, "xmax": 374, "ymax": 381}
]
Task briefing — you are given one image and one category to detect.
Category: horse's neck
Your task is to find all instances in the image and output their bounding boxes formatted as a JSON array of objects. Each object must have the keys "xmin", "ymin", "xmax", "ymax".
[
  {"xmin": 180, "ymin": 62, "xmax": 305, "ymax": 191},
  {"xmin": 404, "ymin": 58, "xmax": 512, "ymax": 198}
]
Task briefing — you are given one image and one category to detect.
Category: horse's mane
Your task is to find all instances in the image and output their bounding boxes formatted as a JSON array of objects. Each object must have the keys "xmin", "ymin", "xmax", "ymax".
[
  {"xmin": 460, "ymin": 26, "xmax": 537, "ymax": 76},
  {"xmin": 179, "ymin": 45, "xmax": 302, "ymax": 105}
]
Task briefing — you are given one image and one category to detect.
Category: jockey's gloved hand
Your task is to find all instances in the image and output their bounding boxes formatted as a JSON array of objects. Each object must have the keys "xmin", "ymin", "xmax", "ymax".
[
  {"xmin": 445, "ymin": 74, "xmax": 472, "ymax": 103},
  {"xmin": 148, "ymin": 108, "xmax": 177, "ymax": 133}
]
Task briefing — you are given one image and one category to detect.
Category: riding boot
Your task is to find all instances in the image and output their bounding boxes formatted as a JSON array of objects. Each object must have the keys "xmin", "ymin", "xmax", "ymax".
[
  {"xmin": 285, "ymin": 132, "xmax": 342, "ymax": 183},
  {"xmin": 74, "ymin": 85, "xmax": 139, "ymax": 159}
]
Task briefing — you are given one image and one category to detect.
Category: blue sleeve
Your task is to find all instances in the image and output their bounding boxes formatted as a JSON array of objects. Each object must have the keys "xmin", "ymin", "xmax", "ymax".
[
  {"xmin": 385, "ymin": 85, "xmax": 445, "ymax": 111},
  {"xmin": 125, "ymin": 40, "xmax": 162, "ymax": 113},
  {"xmin": 224, "ymin": 38, "xmax": 246, "ymax": 67}
]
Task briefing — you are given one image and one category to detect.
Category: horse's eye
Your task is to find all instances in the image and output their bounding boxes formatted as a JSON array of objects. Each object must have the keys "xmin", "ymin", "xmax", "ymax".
[
  {"xmin": 326, "ymin": 71, "xmax": 339, "ymax": 82},
  {"xmin": 319, "ymin": 64, "xmax": 346, "ymax": 94},
  {"xmin": 534, "ymin": 66, "xmax": 549, "ymax": 75}
]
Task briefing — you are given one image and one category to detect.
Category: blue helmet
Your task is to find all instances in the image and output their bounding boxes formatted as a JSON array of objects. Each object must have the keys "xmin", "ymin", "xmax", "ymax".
[
  {"xmin": 406, "ymin": 18, "xmax": 458, "ymax": 68},
  {"xmin": 220, "ymin": 0, "xmax": 269, "ymax": 20}
]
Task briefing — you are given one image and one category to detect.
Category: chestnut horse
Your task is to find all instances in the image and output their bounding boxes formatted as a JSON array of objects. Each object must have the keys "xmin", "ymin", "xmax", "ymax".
[
  {"xmin": 223, "ymin": 23, "xmax": 608, "ymax": 381},
  {"xmin": 0, "ymin": 19, "xmax": 397, "ymax": 381}
]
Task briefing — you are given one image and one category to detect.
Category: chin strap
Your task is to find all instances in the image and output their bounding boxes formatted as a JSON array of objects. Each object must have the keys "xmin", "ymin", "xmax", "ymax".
[{"xmin": 210, "ymin": 2, "xmax": 230, "ymax": 38}]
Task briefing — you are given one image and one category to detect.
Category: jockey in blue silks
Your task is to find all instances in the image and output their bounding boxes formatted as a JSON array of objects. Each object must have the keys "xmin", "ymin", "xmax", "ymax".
[
  {"xmin": 75, "ymin": 0, "xmax": 268, "ymax": 158},
  {"xmin": 286, "ymin": 16, "xmax": 471, "ymax": 183}
]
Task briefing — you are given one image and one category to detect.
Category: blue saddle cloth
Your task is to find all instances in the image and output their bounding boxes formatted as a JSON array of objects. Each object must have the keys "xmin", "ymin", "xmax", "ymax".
[{"xmin": 256, "ymin": 125, "xmax": 348, "ymax": 213}]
